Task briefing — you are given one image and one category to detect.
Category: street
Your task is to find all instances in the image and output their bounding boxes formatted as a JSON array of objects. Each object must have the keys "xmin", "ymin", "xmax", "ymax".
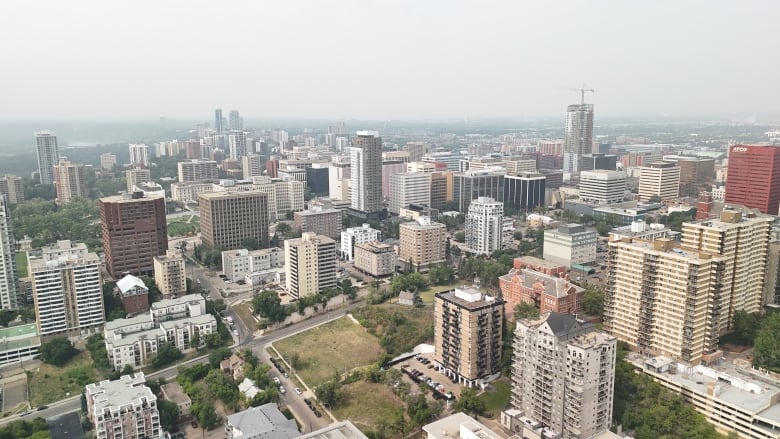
[{"xmin": 7, "ymin": 302, "xmax": 362, "ymax": 431}]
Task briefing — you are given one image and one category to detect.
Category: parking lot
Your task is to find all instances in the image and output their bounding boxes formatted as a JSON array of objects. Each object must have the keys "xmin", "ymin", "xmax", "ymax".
[{"xmin": 395, "ymin": 354, "xmax": 462, "ymax": 402}]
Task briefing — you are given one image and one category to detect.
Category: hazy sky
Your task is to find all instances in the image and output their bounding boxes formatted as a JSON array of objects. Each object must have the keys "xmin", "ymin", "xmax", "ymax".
[{"xmin": 1, "ymin": 1, "xmax": 778, "ymax": 120}]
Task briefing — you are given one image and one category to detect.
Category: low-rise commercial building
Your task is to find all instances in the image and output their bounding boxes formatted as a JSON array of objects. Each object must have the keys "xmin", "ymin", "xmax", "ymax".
[
  {"xmin": 543, "ymin": 223, "xmax": 597, "ymax": 267},
  {"xmin": 221, "ymin": 247, "xmax": 284, "ymax": 282}
]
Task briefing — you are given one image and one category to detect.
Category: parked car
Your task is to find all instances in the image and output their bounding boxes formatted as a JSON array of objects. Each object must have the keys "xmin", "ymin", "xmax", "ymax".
[{"xmin": 295, "ymin": 388, "xmax": 302, "ymax": 395}]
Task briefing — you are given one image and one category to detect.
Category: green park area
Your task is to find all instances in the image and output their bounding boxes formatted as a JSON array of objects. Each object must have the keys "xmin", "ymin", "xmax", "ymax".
[
  {"xmin": 332, "ymin": 380, "xmax": 406, "ymax": 432},
  {"xmin": 167, "ymin": 215, "xmax": 200, "ymax": 237},
  {"xmin": 29, "ymin": 351, "xmax": 98, "ymax": 406},
  {"xmin": 478, "ymin": 379, "xmax": 511, "ymax": 416},
  {"xmin": 15, "ymin": 252, "xmax": 27, "ymax": 278},
  {"xmin": 272, "ymin": 317, "xmax": 384, "ymax": 387}
]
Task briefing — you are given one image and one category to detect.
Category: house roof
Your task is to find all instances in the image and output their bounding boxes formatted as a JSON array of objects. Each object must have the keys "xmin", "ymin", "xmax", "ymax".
[{"xmin": 116, "ymin": 274, "xmax": 148, "ymax": 295}]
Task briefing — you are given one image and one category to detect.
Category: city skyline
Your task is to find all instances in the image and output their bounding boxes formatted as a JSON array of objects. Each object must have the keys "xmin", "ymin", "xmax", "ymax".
[{"xmin": 1, "ymin": 1, "xmax": 778, "ymax": 120}]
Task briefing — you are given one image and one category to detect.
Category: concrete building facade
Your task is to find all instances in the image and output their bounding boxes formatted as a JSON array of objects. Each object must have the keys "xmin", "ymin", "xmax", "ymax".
[
  {"xmin": 0, "ymin": 196, "xmax": 19, "ymax": 309},
  {"xmin": 398, "ymin": 217, "xmax": 447, "ymax": 271},
  {"xmin": 153, "ymin": 250, "xmax": 187, "ymax": 298},
  {"xmin": 0, "ymin": 175, "xmax": 24, "ymax": 205},
  {"xmin": 54, "ymin": 161, "xmax": 88, "ymax": 204},
  {"xmin": 465, "ymin": 197, "xmax": 503, "ymax": 256},
  {"xmin": 389, "ymin": 172, "xmax": 431, "ymax": 214},
  {"xmin": 543, "ymin": 224, "xmax": 597, "ymax": 267},
  {"xmin": 350, "ymin": 131, "xmax": 383, "ymax": 215},
  {"xmin": 35, "ymin": 131, "xmax": 59, "ymax": 185},
  {"xmin": 563, "ymin": 103, "xmax": 594, "ymax": 177},
  {"xmin": 638, "ymin": 161, "xmax": 680, "ymax": 202},
  {"xmin": 354, "ymin": 242, "xmax": 397, "ymax": 277},
  {"xmin": 199, "ymin": 191, "xmax": 270, "ymax": 250},
  {"xmin": 578, "ymin": 170, "xmax": 626, "ymax": 205},
  {"xmin": 340, "ymin": 224, "xmax": 381, "ymax": 261},
  {"xmin": 177, "ymin": 159, "xmax": 219, "ymax": 183},
  {"xmin": 86, "ymin": 373, "xmax": 161, "ymax": 439},
  {"xmin": 434, "ymin": 287, "xmax": 504, "ymax": 388},
  {"xmin": 511, "ymin": 313, "xmax": 616, "ymax": 439},
  {"xmin": 293, "ymin": 207, "xmax": 342, "ymax": 239},
  {"xmin": 284, "ymin": 233, "xmax": 337, "ymax": 298}
]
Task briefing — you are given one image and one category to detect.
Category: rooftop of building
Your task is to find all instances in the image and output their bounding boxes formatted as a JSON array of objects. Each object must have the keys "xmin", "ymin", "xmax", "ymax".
[
  {"xmin": 28, "ymin": 251, "xmax": 99, "ymax": 271},
  {"xmin": 288, "ymin": 233, "xmax": 336, "ymax": 245},
  {"xmin": 100, "ymin": 192, "xmax": 163, "ymax": 202},
  {"xmin": 344, "ymin": 223, "xmax": 381, "ymax": 234},
  {"xmin": 296, "ymin": 207, "xmax": 341, "ymax": 216},
  {"xmin": 355, "ymin": 241, "xmax": 393, "ymax": 253},
  {"xmin": 611, "ymin": 237, "xmax": 722, "ymax": 262},
  {"xmin": 499, "ymin": 268, "xmax": 583, "ymax": 299},
  {"xmin": 159, "ymin": 313, "xmax": 215, "ymax": 331},
  {"xmin": 150, "ymin": 294, "xmax": 204, "ymax": 311},
  {"xmin": 160, "ymin": 382, "xmax": 191, "ymax": 406},
  {"xmin": 422, "ymin": 412, "xmax": 502, "ymax": 439},
  {"xmin": 513, "ymin": 256, "xmax": 564, "ymax": 270},
  {"xmin": 0, "ymin": 323, "xmax": 40, "ymax": 351},
  {"xmin": 198, "ymin": 190, "xmax": 266, "ymax": 200},
  {"xmin": 86, "ymin": 373, "xmax": 155, "ymax": 413},
  {"xmin": 296, "ymin": 420, "xmax": 368, "ymax": 439},
  {"xmin": 685, "ymin": 207, "xmax": 773, "ymax": 230},
  {"xmin": 226, "ymin": 403, "xmax": 299, "ymax": 439},
  {"xmin": 105, "ymin": 313, "xmax": 154, "ymax": 333},
  {"xmin": 630, "ymin": 353, "xmax": 780, "ymax": 428},
  {"xmin": 116, "ymin": 274, "xmax": 148, "ymax": 295},
  {"xmin": 518, "ymin": 312, "xmax": 596, "ymax": 338},
  {"xmin": 436, "ymin": 287, "xmax": 503, "ymax": 310},
  {"xmin": 400, "ymin": 216, "xmax": 445, "ymax": 230}
]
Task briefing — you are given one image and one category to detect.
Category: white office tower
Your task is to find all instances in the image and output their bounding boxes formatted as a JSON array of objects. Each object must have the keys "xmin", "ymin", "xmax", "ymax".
[
  {"xmin": 638, "ymin": 161, "xmax": 680, "ymax": 202},
  {"xmin": 389, "ymin": 172, "xmax": 431, "ymax": 214},
  {"xmin": 229, "ymin": 130, "xmax": 247, "ymax": 160},
  {"xmin": 340, "ymin": 224, "xmax": 382, "ymax": 261},
  {"xmin": 242, "ymin": 154, "xmax": 263, "ymax": 179},
  {"xmin": 511, "ymin": 312, "xmax": 616, "ymax": 439},
  {"xmin": 0, "ymin": 196, "xmax": 19, "ymax": 310},
  {"xmin": 328, "ymin": 157, "xmax": 351, "ymax": 201},
  {"xmin": 465, "ymin": 197, "xmax": 504, "ymax": 256},
  {"xmin": 35, "ymin": 131, "xmax": 59, "ymax": 185},
  {"xmin": 29, "ymin": 240, "xmax": 104, "ymax": 337},
  {"xmin": 578, "ymin": 170, "xmax": 626, "ymax": 205},
  {"xmin": 128, "ymin": 144, "xmax": 150, "ymax": 167},
  {"xmin": 350, "ymin": 131, "xmax": 383, "ymax": 214},
  {"xmin": 563, "ymin": 103, "xmax": 594, "ymax": 178}
]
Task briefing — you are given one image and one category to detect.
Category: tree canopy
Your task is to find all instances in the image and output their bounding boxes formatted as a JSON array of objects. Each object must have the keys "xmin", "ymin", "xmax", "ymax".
[{"xmin": 39, "ymin": 338, "xmax": 79, "ymax": 367}]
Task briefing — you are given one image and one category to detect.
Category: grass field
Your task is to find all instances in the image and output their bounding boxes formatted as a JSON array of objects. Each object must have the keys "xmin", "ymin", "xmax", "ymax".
[
  {"xmin": 233, "ymin": 302, "xmax": 256, "ymax": 330},
  {"xmin": 418, "ymin": 282, "xmax": 458, "ymax": 304},
  {"xmin": 273, "ymin": 317, "xmax": 383, "ymax": 387},
  {"xmin": 15, "ymin": 252, "xmax": 27, "ymax": 279},
  {"xmin": 167, "ymin": 215, "xmax": 200, "ymax": 237},
  {"xmin": 29, "ymin": 351, "xmax": 99, "ymax": 406},
  {"xmin": 478, "ymin": 379, "xmax": 511, "ymax": 415},
  {"xmin": 332, "ymin": 380, "xmax": 406, "ymax": 433}
]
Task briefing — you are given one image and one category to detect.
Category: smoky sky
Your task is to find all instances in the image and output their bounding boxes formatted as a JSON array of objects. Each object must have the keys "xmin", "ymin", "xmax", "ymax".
[{"xmin": 1, "ymin": 0, "xmax": 778, "ymax": 120}]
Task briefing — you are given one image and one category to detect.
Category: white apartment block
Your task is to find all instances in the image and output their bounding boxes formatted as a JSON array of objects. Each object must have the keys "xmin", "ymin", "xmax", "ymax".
[
  {"xmin": 340, "ymin": 223, "xmax": 382, "ymax": 261},
  {"xmin": 153, "ymin": 250, "xmax": 186, "ymax": 298},
  {"xmin": 328, "ymin": 159, "xmax": 351, "ymax": 201},
  {"xmin": 170, "ymin": 182, "xmax": 214, "ymax": 203},
  {"xmin": 284, "ymin": 233, "xmax": 337, "ymax": 298},
  {"xmin": 105, "ymin": 295, "xmax": 216, "ymax": 370},
  {"xmin": 510, "ymin": 312, "xmax": 616, "ymax": 439},
  {"xmin": 252, "ymin": 176, "xmax": 305, "ymax": 220},
  {"xmin": 128, "ymin": 144, "xmax": 150, "ymax": 167},
  {"xmin": 578, "ymin": 170, "xmax": 626, "ymax": 204},
  {"xmin": 389, "ymin": 172, "xmax": 431, "ymax": 214},
  {"xmin": 29, "ymin": 240, "xmax": 104, "ymax": 337},
  {"xmin": 0, "ymin": 196, "xmax": 19, "ymax": 310},
  {"xmin": 465, "ymin": 197, "xmax": 503, "ymax": 256},
  {"xmin": 638, "ymin": 161, "xmax": 680, "ymax": 201},
  {"xmin": 86, "ymin": 373, "xmax": 161, "ymax": 439},
  {"xmin": 543, "ymin": 224, "xmax": 597, "ymax": 267},
  {"xmin": 242, "ymin": 154, "xmax": 263, "ymax": 179},
  {"xmin": 177, "ymin": 159, "xmax": 219, "ymax": 183},
  {"xmin": 221, "ymin": 247, "xmax": 284, "ymax": 282}
]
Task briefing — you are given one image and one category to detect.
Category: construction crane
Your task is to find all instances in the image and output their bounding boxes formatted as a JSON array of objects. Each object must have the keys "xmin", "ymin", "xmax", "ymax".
[{"xmin": 579, "ymin": 85, "xmax": 594, "ymax": 105}]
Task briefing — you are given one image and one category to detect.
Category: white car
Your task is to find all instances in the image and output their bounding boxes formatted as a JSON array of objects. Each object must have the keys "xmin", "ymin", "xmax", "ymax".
[
  {"xmin": 232, "ymin": 329, "xmax": 239, "ymax": 336},
  {"xmin": 279, "ymin": 386, "xmax": 286, "ymax": 394},
  {"xmin": 295, "ymin": 387, "xmax": 302, "ymax": 395}
]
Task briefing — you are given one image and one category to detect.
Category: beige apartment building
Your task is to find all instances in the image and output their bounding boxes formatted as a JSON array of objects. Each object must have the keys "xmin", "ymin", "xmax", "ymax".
[
  {"xmin": 681, "ymin": 208, "xmax": 772, "ymax": 331},
  {"xmin": 54, "ymin": 161, "xmax": 88, "ymax": 204},
  {"xmin": 604, "ymin": 238, "xmax": 725, "ymax": 364},
  {"xmin": 125, "ymin": 168, "xmax": 151, "ymax": 192},
  {"xmin": 0, "ymin": 175, "xmax": 24, "ymax": 204},
  {"xmin": 293, "ymin": 207, "xmax": 342, "ymax": 239},
  {"xmin": 433, "ymin": 287, "xmax": 504, "ymax": 388},
  {"xmin": 153, "ymin": 249, "xmax": 187, "ymax": 297},
  {"xmin": 354, "ymin": 242, "xmax": 396, "ymax": 277},
  {"xmin": 638, "ymin": 161, "xmax": 680, "ymax": 202},
  {"xmin": 284, "ymin": 233, "xmax": 336, "ymax": 298},
  {"xmin": 398, "ymin": 217, "xmax": 447, "ymax": 271},
  {"xmin": 199, "ymin": 191, "xmax": 270, "ymax": 250}
]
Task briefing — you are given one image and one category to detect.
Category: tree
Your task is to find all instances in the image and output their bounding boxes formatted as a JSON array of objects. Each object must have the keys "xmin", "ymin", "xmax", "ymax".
[
  {"xmin": 315, "ymin": 379, "xmax": 344, "ymax": 408},
  {"xmin": 513, "ymin": 302, "xmax": 540, "ymax": 320},
  {"xmin": 753, "ymin": 312, "xmax": 780, "ymax": 372},
  {"xmin": 276, "ymin": 222, "xmax": 292, "ymax": 238},
  {"xmin": 208, "ymin": 347, "xmax": 232, "ymax": 369},
  {"xmin": 205, "ymin": 369, "xmax": 240, "ymax": 406},
  {"xmin": 428, "ymin": 264, "xmax": 454, "ymax": 285},
  {"xmin": 596, "ymin": 221, "xmax": 611, "ymax": 237},
  {"xmin": 648, "ymin": 194, "xmax": 663, "ymax": 203},
  {"xmin": 406, "ymin": 393, "xmax": 440, "ymax": 433},
  {"xmin": 0, "ymin": 310, "xmax": 17, "ymax": 327},
  {"xmin": 582, "ymin": 286, "xmax": 605, "ymax": 317},
  {"xmin": 241, "ymin": 238, "xmax": 260, "ymax": 250},
  {"xmin": 340, "ymin": 279, "xmax": 357, "ymax": 301},
  {"xmin": 251, "ymin": 290, "xmax": 288, "ymax": 323},
  {"xmin": 39, "ymin": 337, "xmax": 79, "ymax": 366},
  {"xmin": 731, "ymin": 310, "xmax": 763, "ymax": 345},
  {"xmin": 453, "ymin": 387, "xmax": 485, "ymax": 418},
  {"xmin": 158, "ymin": 399, "xmax": 180, "ymax": 432},
  {"xmin": 453, "ymin": 231, "xmax": 465, "ymax": 243},
  {"xmin": 86, "ymin": 334, "xmax": 110, "ymax": 369},
  {"xmin": 150, "ymin": 344, "xmax": 183, "ymax": 369},
  {"xmin": 191, "ymin": 398, "xmax": 220, "ymax": 429}
]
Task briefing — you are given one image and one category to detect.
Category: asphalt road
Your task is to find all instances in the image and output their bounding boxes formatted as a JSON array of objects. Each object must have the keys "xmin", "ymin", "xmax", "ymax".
[{"xmin": 9, "ymin": 302, "xmax": 361, "ymax": 430}]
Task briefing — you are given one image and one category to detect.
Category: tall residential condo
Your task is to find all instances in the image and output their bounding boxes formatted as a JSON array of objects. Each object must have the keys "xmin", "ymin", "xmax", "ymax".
[
  {"xmin": 433, "ymin": 287, "xmax": 504, "ymax": 388},
  {"xmin": 35, "ymin": 131, "xmax": 59, "ymax": 185},
  {"xmin": 398, "ymin": 217, "xmax": 447, "ymax": 271},
  {"xmin": 465, "ymin": 197, "xmax": 504, "ymax": 256},
  {"xmin": 510, "ymin": 312, "xmax": 616, "ymax": 439},
  {"xmin": 214, "ymin": 108, "xmax": 224, "ymax": 133},
  {"xmin": 563, "ymin": 102, "xmax": 594, "ymax": 178},
  {"xmin": 199, "ymin": 191, "xmax": 270, "ymax": 250},
  {"xmin": 0, "ymin": 175, "xmax": 24, "ymax": 205},
  {"xmin": 0, "ymin": 196, "xmax": 19, "ymax": 310},
  {"xmin": 100, "ymin": 193, "xmax": 168, "ymax": 278},
  {"xmin": 128, "ymin": 143, "xmax": 150, "ymax": 167},
  {"xmin": 53, "ymin": 161, "xmax": 88, "ymax": 203},
  {"xmin": 29, "ymin": 240, "xmax": 104, "ymax": 337},
  {"xmin": 284, "ymin": 233, "xmax": 337, "ymax": 298},
  {"xmin": 349, "ymin": 131, "xmax": 384, "ymax": 216}
]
